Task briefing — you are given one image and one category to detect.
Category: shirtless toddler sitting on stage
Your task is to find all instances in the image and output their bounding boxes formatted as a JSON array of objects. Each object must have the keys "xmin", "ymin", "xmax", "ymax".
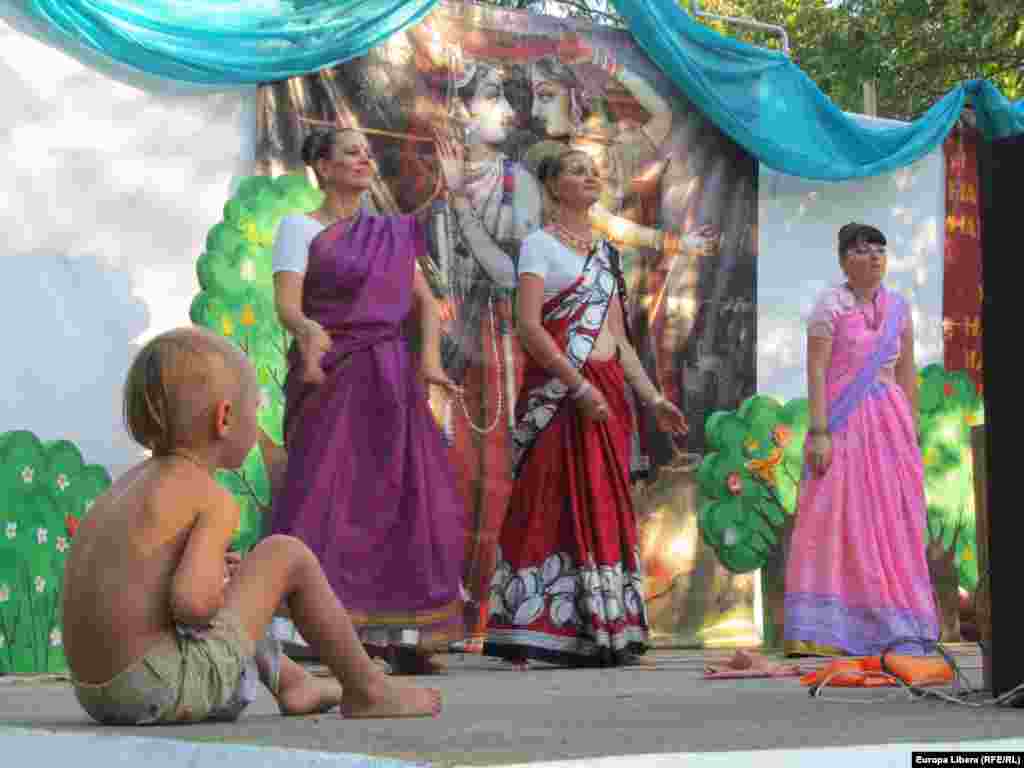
[{"xmin": 62, "ymin": 327, "xmax": 442, "ymax": 724}]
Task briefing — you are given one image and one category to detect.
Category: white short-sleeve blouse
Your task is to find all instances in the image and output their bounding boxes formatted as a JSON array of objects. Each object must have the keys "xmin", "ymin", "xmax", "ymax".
[{"xmin": 272, "ymin": 214, "xmax": 326, "ymax": 274}]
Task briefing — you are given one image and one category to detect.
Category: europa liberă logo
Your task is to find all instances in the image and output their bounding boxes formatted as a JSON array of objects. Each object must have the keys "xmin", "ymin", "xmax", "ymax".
[{"xmin": 913, "ymin": 753, "xmax": 1023, "ymax": 766}]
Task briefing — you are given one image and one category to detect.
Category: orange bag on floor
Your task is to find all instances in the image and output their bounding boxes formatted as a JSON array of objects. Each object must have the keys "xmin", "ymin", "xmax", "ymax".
[{"xmin": 800, "ymin": 655, "xmax": 953, "ymax": 688}]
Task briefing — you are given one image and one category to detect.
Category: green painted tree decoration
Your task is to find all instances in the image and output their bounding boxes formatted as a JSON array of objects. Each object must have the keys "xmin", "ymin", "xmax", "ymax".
[
  {"xmin": 0, "ymin": 430, "xmax": 111, "ymax": 674},
  {"xmin": 190, "ymin": 174, "xmax": 323, "ymax": 551},
  {"xmin": 917, "ymin": 364, "xmax": 985, "ymax": 592},
  {"xmin": 697, "ymin": 395, "xmax": 809, "ymax": 573}
]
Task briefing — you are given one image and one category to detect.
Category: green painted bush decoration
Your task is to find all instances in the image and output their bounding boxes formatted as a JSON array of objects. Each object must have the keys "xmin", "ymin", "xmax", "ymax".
[{"xmin": 0, "ymin": 431, "xmax": 111, "ymax": 674}]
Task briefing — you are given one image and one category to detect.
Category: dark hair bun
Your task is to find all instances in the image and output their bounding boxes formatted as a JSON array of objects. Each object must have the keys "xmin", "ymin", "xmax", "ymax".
[
  {"xmin": 301, "ymin": 130, "xmax": 330, "ymax": 167},
  {"xmin": 536, "ymin": 155, "xmax": 561, "ymax": 185}
]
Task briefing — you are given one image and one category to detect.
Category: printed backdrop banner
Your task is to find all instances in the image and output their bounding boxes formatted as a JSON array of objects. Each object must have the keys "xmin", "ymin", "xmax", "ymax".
[
  {"xmin": 256, "ymin": 1, "xmax": 759, "ymax": 647},
  {"xmin": 942, "ymin": 124, "xmax": 984, "ymax": 392}
]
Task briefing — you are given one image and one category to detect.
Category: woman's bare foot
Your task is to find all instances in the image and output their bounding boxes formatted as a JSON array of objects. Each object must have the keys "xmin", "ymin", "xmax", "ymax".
[
  {"xmin": 340, "ymin": 676, "xmax": 442, "ymax": 719},
  {"xmin": 278, "ymin": 677, "xmax": 344, "ymax": 716}
]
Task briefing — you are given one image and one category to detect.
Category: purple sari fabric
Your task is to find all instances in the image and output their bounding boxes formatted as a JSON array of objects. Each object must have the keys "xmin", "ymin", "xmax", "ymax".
[{"xmin": 272, "ymin": 214, "xmax": 465, "ymax": 649}]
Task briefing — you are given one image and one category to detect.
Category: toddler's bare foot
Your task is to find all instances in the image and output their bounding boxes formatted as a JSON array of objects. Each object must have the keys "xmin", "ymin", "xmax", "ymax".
[
  {"xmin": 278, "ymin": 677, "xmax": 343, "ymax": 716},
  {"xmin": 340, "ymin": 677, "xmax": 442, "ymax": 719}
]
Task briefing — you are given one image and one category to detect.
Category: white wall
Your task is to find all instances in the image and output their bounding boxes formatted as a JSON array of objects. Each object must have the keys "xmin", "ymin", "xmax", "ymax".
[
  {"xmin": 0, "ymin": 11, "xmax": 256, "ymax": 476},
  {"xmin": 757, "ymin": 116, "xmax": 945, "ymax": 403}
]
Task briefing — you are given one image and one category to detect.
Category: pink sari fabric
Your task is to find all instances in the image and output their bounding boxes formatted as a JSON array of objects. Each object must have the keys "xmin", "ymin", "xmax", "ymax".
[{"xmin": 784, "ymin": 284, "xmax": 939, "ymax": 656}]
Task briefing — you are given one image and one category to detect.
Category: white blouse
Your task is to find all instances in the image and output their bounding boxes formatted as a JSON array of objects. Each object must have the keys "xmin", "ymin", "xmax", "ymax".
[
  {"xmin": 517, "ymin": 230, "xmax": 596, "ymax": 298},
  {"xmin": 271, "ymin": 214, "xmax": 326, "ymax": 274}
]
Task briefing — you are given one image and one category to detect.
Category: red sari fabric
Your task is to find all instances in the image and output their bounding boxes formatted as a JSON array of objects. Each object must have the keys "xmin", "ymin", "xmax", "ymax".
[{"xmin": 483, "ymin": 242, "xmax": 649, "ymax": 666}]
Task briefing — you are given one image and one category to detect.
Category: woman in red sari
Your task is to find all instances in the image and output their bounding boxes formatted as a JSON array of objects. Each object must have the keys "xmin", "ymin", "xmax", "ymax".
[{"xmin": 482, "ymin": 146, "xmax": 688, "ymax": 667}]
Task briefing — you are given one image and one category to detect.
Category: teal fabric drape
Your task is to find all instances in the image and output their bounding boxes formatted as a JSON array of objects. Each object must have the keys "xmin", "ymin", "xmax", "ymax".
[
  {"xmin": 613, "ymin": 0, "xmax": 1024, "ymax": 179},
  {"xmin": 18, "ymin": 0, "xmax": 439, "ymax": 84},
  {"xmin": 9, "ymin": 0, "xmax": 1024, "ymax": 177}
]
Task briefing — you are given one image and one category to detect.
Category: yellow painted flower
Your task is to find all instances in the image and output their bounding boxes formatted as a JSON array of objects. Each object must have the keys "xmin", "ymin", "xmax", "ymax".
[
  {"xmin": 772, "ymin": 424, "xmax": 793, "ymax": 448},
  {"xmin": 746, "ymin": 447, "xmax": 783, "ymax": 486},
  {"xmin": 243, "ymin": 220, "xmax": 260, "ymax": 244},
  {"xmin": 923, "ymin": 447, "xmax": 937, "ymax": 467},
  {"xmin": 744, "ymin": 438, "xmax": 760, "ymax": 454},
  {"xmin": 961, "ymin": 544, "xmax": 974, "ymax": 563},
  {"xmin": 221, "ymin": 314, "xmax": 235, "ymax": 337},
  {"xmin": 240, "ymin": 304, "xmax": 257, "ymax": 327}
]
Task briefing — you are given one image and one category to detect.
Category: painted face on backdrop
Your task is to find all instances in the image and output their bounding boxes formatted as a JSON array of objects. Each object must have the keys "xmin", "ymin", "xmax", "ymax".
[
  {"xmin": 466, "ymin": 68, "xmax": 516, "ymax": 145},
  {"xmin": 532, "ymin": 76, "xmax": 574, "ymax": 138},
  {"xmin": 549, "ymin": 151, "xmax": 602, "ymax": 210},
  {"xmin": 317, "ymin": 131, "xmax": 375, "ymax": 192},
  {"xmin": 842, "ymin": 238, "xmax": 888, "ymax": 288}
]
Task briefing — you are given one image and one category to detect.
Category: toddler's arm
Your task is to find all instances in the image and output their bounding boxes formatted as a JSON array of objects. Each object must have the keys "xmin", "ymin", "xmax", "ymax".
[{"xmin": 170, "ymin": 486, "xmax": 239, "ymax": 626}]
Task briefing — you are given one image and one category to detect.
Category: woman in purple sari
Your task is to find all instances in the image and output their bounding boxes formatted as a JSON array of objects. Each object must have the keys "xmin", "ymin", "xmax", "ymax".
[
  {"xmin": 270, "ymin": 128, "xmax": 465, "ymax": 675},
  {"xmin": 784, "ymin": 223, "xmax": 939, "ymax": 657}
]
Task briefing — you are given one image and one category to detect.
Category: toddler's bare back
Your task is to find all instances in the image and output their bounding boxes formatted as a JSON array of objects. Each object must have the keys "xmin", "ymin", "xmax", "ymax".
[{"xmin": 63, "ymin": 459, "xmax": 220, "ymax": 684}]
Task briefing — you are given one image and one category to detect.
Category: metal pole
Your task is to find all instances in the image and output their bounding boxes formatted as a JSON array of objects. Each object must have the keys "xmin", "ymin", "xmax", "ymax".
[{"xmin": 689, "ymin": 0, "xmax": 790, "ymax": 56}]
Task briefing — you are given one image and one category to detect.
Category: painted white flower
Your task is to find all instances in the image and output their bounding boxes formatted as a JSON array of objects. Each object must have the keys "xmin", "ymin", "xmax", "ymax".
[
  {"xmin": 21, "ymin": 466, "xmax": 34, "ymax": 484},
  {"xmin": 0, "ymin": 633, "xmax": 5, "ymax": 649},
  {"xmin": 550, "ymin": 595, "xmax": 578, "ymax": 628},
  {"xmin": 34, "ymin": 576, "xmax": 46, "ymax": 593},
  {"xmin": 49, "ymin": 628, "xmax": 63, "ymax": 647},
  {"xmin": 84, "ymin": 499, "xmax": 95, "ymax": 513},
  {"xmin": 0, "ymin": 583, "xmax": 10, "ymax": 603},
  {"xmin": 56, "ymin": 536, "xmax": 69, "ymax": 553},
  {"xmin": 36, "ymin": 527, "xmax": 49, "ymax": 545},
  {"xmin": 240, "ymin": 258, "xmax": 256, "ymax": 282},
  {"xmin": 512, "ymin": 595, "xmax": 545, "ymax": 626},
  {"xmin": 542, "ymin": 553, "xmax": 569, "ymax": 586},
  {"xmin": 504, "ymin": 577, "xmax": 526, "ymax": 612},
  {"xmin": 56, "ymin": 474, "xmax": 70, "ymax": 492},
  {"xmin": 259, "ymin": 387, "xmax": 272, "ymax": 409},
  {"xmin": 624, "ymin": 585, "xmax": 642, "ymax": 618},
  {"xmin": 5, "ymin": 522, "xmax": 16, "ymax": 540}
]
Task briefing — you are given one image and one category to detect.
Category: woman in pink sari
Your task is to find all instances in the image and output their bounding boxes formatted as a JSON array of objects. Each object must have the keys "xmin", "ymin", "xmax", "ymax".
[{"xmin": 784, "ymin": 223, "xmax": 939, "ymax": 657}]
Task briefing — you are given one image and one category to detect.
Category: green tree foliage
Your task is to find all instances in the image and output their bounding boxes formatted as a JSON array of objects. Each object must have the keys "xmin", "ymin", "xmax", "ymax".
[
  {"xmin": 0, "ymin": 431, "xmax": 111, "ymax": 673},
  {"xmin": 190, "ymin": 174, "xmax": 324, "ymax": 551},
  {"xmin": 688, "ymin": 0, "xmax": 1022, "ymax": 120}
]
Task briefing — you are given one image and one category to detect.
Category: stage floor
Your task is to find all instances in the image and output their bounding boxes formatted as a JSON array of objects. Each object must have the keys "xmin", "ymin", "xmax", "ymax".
[{"xmin": 1, "ymin": 646, "xmax": 1019, "ymax": 766}]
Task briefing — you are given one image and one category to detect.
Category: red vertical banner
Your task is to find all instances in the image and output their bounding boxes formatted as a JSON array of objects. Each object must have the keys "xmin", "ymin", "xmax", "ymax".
[{"xmin": 943, "ymin": 124, "xmax": 984, "ymax": 393}]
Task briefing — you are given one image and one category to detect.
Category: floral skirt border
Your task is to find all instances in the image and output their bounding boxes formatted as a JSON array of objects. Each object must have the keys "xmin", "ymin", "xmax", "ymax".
[{"xmin": 484, "ymin": 626, "xmax": 648, "ymax": 668}]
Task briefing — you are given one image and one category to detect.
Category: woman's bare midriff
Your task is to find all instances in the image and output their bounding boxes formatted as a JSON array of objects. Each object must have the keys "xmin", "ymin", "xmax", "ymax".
[{"xmin": 589, "ymin": 324, "xmax": 619, "ymax": 362}]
